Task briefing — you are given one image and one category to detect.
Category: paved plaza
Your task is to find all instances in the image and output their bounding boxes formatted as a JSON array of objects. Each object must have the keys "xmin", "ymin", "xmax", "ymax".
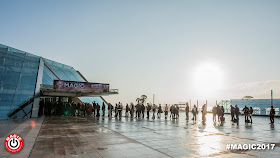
[{"xmin": 1, "ymin": 113, "xmax": 280, "ymax": 158}]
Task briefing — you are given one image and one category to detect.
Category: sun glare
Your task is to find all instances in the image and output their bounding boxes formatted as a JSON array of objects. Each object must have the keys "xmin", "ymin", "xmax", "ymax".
[{"xmin": 192, "ymin": 62, "xmax": 225, "ymax": 97}]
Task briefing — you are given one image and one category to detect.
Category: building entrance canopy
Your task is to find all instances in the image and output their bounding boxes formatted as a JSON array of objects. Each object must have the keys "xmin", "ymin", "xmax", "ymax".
[{"xmin": 41, "ymin": 85, "xmax": 118, "ymax": 97}]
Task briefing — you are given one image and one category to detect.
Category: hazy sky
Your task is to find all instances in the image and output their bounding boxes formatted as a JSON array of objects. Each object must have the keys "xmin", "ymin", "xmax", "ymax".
[{"xmin": 1, "ymin": 0, "xmax": 280, "ymax": 106}]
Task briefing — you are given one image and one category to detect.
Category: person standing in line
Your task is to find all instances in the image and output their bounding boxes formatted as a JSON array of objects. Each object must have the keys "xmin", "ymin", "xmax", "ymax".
[
  {"xmin": 176, "ymin": 105, "xmax": 179, "ymax": 119},
  {"xmin": 74, "ymin": 102, "xmax": 79, "ymax": 117},
  {"xmin": 141, "ymin": 103, "xmax": 145, "ymax": 118},
  {"xmin": 107, "ymin": 103, "xmax": 111, "ymax": 117},
  {"xmin": 230, "ymin": 105, "xmax": 235, "ymax": 121},
  {"xmin": 70, "ymin": 102, "xmax": 74, "ymax": 116},
  {"xmin": 88, "ymin": 104, "xmax": 93, "ymax": 117},
  {"xmin": 202, "ymin": 104, "xmax": 206, "ymax": 122},
  {"xmin": 242, "ymin": 105, "xmax": 249, "ymax": 123},
  {"xmin": 216, "ymin": 105, "xmax": 221, "ymax": 122},
  {"xmin": 164, "ymin": 104, "xmax": 169, "ymax": 119},
  {"xmin": 269, "ymin": 106, "xmax": 275, "ymax": 124},
  {"xmin": 92, "ymin": 101, "xmax": 97, "ymax": 117},
  {"xmin": 170, "ymin": 105, "xmax": 174, "ymax": 119},
  {"xmin": 110, "ymin": 103, "xmax": 113, "ymax": 117},
  {"xmin": 107, "ymin": 103, "xmax": 112, "ymax": 117},
  {"xmin": 118, "ymin": 102, "xmax": 122, "ymax": 118},
  {"xmin": 192, "ymin": 105, "xmax": 197, "ymax": 121},
  {"xmin": 86, "ymin": 103, "xmax": 90, "ymax": 116},
  {"xmin": 234, "ymin": 105, "xmax": 239, "ymax": 123},
  {"xmin": 221, "ymin": 106, "xmax": 224, "ymax": 121},
  {"xmin": 185, "ymin": 103, "xmax": 189, "ymax": 120},
  {"xmin": 147, "ymin": 103, "xmax": 151, "ymax": 119},
  {"xmin": 152, "ymin": 104, "xmax": 156, "ymax": 119},
  {"xmin": 96, "ymin": 103, "xmax": 100, "ymax": 117},
  {"xmin": 157, "ymin": 104, "xmax": 162, "ymax": 119},
  {"xmin": 102, "ymin": 102, "xmax": 105, "ymax": 117},
  {"xmin": 249, "ymin": 107, "xmax": 253, "ymax": 123},
  {"xmin": 172, "ymin": 105, "xmax": 176, "ymax": 119},
  {"xmin": 212, "ymin": 105, "xmax": 217, "ymax": 122},
  {"xmin": 130, "ymin": 103, "xmax": 134, "ymax": 118},
  {"xmin": 115, "ymin": 103, "xmax": 118, "ymax": 118},
  {"xmin": 125, "ymin": 103, "xmax": 130, "ymax": 117},
  {"xmin": 135, "ymin": 103, "xmax": 140, "ymax": 118},
  {"xmin": 174, "ymin": 105, "xmax": 178, "ymax": 119},
  {"xmin": 82, "ymin": 102, "xmax": 86, "ymax": 117}
]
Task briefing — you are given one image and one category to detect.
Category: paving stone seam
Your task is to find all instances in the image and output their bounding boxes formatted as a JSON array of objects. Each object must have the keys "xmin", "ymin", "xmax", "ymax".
[
  {"xmin": 94, "ymin": 120, "xmax": 173, "ymax": 158},
  {"xmin": 27, "ymin": 116, "xmax": 45, "ymax": 158}
]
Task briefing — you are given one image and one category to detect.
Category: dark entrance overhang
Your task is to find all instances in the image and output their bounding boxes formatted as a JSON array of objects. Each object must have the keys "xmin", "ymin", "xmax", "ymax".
[{"xmin": 40, "ymin": 87, "xmax": 118, "ymax": 97}]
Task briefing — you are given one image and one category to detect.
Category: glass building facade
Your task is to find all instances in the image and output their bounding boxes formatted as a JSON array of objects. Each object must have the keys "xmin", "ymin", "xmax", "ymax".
[
  {"xmin": 0, "ymin": 44, "xmax": 111, "ymax": 119},
  {"xmin": 0, "ymin": 44, "xmax": 40, "ymax": 119},
  {"xmin": 218, "ymin": 99, "xmax": 280, "ymax": 116}
]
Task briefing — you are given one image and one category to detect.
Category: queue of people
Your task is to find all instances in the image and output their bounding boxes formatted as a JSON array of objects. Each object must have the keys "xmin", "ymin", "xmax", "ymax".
[
  {"xmin": 41, "ymin": 100, "xmax": 277, "ymax": 125},
  {"xmin": 90, "ymin": 102, "xmax": 277, "ymax": 126},
  {"xmin": 89, "ymin": 102, "xmax": 182, "ymax": 120}
]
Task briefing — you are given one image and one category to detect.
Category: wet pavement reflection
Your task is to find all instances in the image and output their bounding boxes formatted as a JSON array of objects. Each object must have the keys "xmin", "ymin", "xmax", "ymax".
[{"xmin": 29, "ymin": 112, "xmax": 280, "ymax": 158}]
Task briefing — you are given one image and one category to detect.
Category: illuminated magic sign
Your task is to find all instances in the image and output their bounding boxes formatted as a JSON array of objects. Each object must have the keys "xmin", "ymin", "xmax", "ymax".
[{"xmin": 53, "ymin": 80, "xmax": 109, "ymax": 92}]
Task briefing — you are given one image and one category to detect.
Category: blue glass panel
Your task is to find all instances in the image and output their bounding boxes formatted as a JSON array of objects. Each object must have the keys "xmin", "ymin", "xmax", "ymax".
[
  {"xmin": 0, "ymin": 101, "xmax": 12, "ymax": 110},
  {"xmin": 0, "ymin": 71, "xmax": 20, "ymax": 85},
  {"xmin": 0, "ymin": 44, "xmax": 39, "ymax": 119},
  {"xmin": 0, "ymin": 93, "xmax": 15, "ymax": 101},
  {"xmin": 13, "ymin": 90, "xmax": 34, "ymax": 102},
  {"xmin": 19, "ymin": 73, "xmax": 37, "ymax": 87},
  {"xmin": 0, "ymin": 44, "xmax": 8, "ymax": 49},
  {"xmin": 44, "ymin": 58, "xmax": 85, "ymax": 82},
  {"xmin": 42, "ymin": 65, "xmax": 58, "ymax": 85}
]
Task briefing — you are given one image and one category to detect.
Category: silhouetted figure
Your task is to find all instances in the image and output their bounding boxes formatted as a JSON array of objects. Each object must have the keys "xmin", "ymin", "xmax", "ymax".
[
  {"xmin": 175, "ymin": 105, "xmax": 179, "ymax": 119},
  {"xmin": 102, "ymin": 102, "xmax": 105, "ymax": 116},
  {"xmin": 92, "ymin": 101, "xmax": 97, "ymax": 117},
  {"xmin": 234, "ymin": 105, "xmax": 239, "ymax": 124},
  {"xmin": 185, "ymin": 103, "xmax": 189, "ymax": 120},
  {"xmin": 157, "ymin": 104, "xmax": 162, "ymax": 119},
  {"xmin": 202, "ymin": 104, "xmax": 207, "ymax": 122},
  {"xmin": 96, "ymin": 103, "xmax": 100, "ymax": 117},
  {"xmin": 192, "ymin": 105, "xmax": 197, "ymax": 121},
  {"xmin": 115, "ymin": 103, "xmax": 118, "ymax": 117},
  {"xmin": 243, "ymin": 105, "xmax": 249, "ymax": 123},
  {"xmin": 165, "ymin": 104, "xmax": 169, "ymax": 119},
  {"xmin": 141, "ymin": 104, "xmax": 145, "ymax": 118},
  {"xmin": 152, "ymin": 104, "xmax": 156, "ymax": 119},
  {"xmin": 249, "ymin": 107, "xmax": 253, "ymax": 123},
  {"xmin": 81, "ymin": 103, "xmax": 86, "ymax": 117},
  {"xmin": 118, "ymin": 102, "xmax": 122, "ymax": 118},
  {"xmin": 108, "ymin": 103, "xmax": 113, "ymax": 117},
  {"xmin": 170, "ymin": 105, "xmax": 174, "ymax": 119},
  {"xmin": 217, "ymin": 105, "xmax": 221, "ymax": 122},
  {"xmin": 270, "ymin": 106, "xmax": 275, "ymax": 124},
  {"xmin": 220, "ymin": 106, "xmax": 225, "ymax": 122},
  {"xmin": 125, "ymin": 103, "xmax": 130, "ymax": 117},
  {"xmin": 230, "ymin": 105, "xmax": 234, "ymax": 121},
  {"xmin": 147, "ymin": 103, "xmax": 151, "ymax": 119},
  {"xmin": 89, "ymin": 104, "xmax": 93, "ymax": 117},
  {"xmin": 136, "ymin": 103, "xmax": 141, "ymax": 118},
  {"xmin": 130, "ymin": 103, "xmax": 135, "ymax": 118},
  {"xmin": 212, "ymin": 106, "xmax": 217, "ymax": 122}
]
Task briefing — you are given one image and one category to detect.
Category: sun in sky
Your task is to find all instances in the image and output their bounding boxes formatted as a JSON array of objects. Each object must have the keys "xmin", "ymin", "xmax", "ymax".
[{"xmin": 192, "ymin": 61, "xmax": 226, "ymax": 98}]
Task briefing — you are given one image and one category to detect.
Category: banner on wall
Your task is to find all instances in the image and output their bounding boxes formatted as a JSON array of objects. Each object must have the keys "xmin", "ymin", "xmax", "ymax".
[{"xmin": 53, "ymin": 80, "xmax": 109, "ymax": 92}]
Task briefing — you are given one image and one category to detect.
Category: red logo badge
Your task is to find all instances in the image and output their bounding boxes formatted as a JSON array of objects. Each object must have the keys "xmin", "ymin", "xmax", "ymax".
[{"xmin": 5, "ymin": 134, "xmax": 23, "ymax": 153}]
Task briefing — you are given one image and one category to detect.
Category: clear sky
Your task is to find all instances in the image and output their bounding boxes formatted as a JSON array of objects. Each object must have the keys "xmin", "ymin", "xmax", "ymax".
[{"xmin": 1, "ymin": 0, "xmax": 280, "ymax": 106}]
